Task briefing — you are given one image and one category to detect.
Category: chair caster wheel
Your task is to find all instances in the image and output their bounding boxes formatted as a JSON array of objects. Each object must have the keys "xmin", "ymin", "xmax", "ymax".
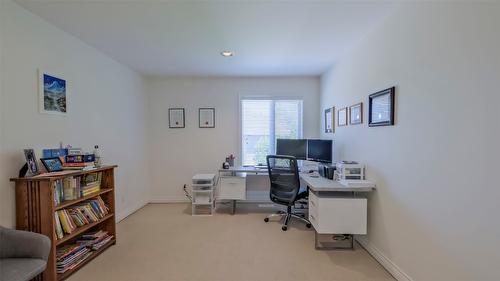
[
  {"xmin": 264, "ymin": 218, "xmax": 269, "ymax": 222},
  {"xmin": 306, "ymin": 223, "xmax": 312, "ymax": 228},
  {"xmin": 282, "ymin": 226, "xmax": 288, "ymax": 231}
]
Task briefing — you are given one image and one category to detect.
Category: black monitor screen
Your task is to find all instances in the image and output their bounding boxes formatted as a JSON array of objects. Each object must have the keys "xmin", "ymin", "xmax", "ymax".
[
  {"xmin": 307, "ymin": 139, "xmax": 332, "ymax": 163},
  {"xmin": 276, "ymin": 139, "xmax": 307, "ymax": 160}
]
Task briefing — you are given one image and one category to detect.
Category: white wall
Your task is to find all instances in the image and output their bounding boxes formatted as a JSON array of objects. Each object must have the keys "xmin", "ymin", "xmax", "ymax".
[
  {"xmin": 0, "ymin": 0, "xmax": 150, "ymax": 227},
  {"xmin": 320, "ymin": 2, "xmax": 500, "ymax": 281},
  {"xmin": 147, "ymin": 77, "xmax": 320, "ymax": 202},
  {"xmin": 0, "ymin": 0, "xmax": 6, "ymax": 227}
]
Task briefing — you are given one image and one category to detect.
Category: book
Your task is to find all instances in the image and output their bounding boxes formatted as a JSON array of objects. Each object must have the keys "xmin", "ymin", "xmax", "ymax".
[{"xmin": 54, "ymin": 212, "xmax": 64, "ymax": 239}]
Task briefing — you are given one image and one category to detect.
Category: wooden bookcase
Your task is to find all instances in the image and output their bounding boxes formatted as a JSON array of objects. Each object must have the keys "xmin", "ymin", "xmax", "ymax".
[{"xmin": 10, "ymin": 165, "xmax": 117, "ymax": 281}]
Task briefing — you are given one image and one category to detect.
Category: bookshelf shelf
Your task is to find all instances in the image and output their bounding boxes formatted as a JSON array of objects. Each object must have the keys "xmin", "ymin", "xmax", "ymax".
[
  {"xmin": 55, "ymin": 188, "xmax": 113, "ymax": 211},
  {"xmin": 56, "ymin": 214, "xmax": 114, "ymax": 246},
  {"xmin": 11, "ymin": 165, "xmax": 117, "ymax": 281},
  {"xmin": 57, "ymin": 238, "xmax": 116, "ymax": 281}
]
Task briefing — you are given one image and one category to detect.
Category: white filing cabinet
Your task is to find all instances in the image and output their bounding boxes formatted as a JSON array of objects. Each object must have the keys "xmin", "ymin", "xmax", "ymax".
[
  {"xmin": 308, "ymin": 191, "xmax": 367, "ymax": 235},
  {"xmin": 217, "ymin": 175, "xmax": 246, "ymax": 200}
]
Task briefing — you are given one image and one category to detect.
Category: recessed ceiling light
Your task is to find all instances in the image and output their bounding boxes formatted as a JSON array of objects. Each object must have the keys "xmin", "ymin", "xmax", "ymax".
[{"xmin": 220, "ymin": 51, "xmax": 234, "ymax": 57}]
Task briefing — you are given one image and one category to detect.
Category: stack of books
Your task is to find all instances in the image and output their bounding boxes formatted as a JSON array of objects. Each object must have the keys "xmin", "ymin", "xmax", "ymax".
[
  {"xmin": 56, "ymin": 244, "xmax": 92, "ymax": 274},
  {"xmin": 77, "ymin": 230, "xmax": 114, "ymax": 250},
  {"xmin": 53, "ymin": 173, "xmax": 102, "ymax": 206},
  {"xmin": 54, "ymin": 196, "xmax": 110, "ymax": 239},
  {"xmin": 81, "ymin": 172, "xmax": 102, "ymax": 197},
  {"xmin": 63, "ymin": 155, "xmax": 95, "ymax": 170}
]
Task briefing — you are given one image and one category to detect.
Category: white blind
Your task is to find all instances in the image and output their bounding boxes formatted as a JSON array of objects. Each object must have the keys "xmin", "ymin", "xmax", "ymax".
[{"xmin": 241, "ymin": 99, "xmax": 303, "ymax": 166}]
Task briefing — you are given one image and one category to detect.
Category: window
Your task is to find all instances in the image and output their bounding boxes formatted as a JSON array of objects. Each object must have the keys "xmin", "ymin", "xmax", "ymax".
[{"xmin": 241, "ymin": 98, "xmax": 303, "ymax": 166}]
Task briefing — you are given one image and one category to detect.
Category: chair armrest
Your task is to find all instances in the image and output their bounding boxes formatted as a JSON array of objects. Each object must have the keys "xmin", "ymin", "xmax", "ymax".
[{"xmin": 0, "ymin": 227, "xmax": 51, "ymax": 261}]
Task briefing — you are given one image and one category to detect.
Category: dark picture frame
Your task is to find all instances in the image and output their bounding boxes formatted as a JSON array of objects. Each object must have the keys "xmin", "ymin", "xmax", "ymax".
[
  {"xmin": 324, "ymin": 107, "xmax": 334, "ymax": 133},
  {"xmin": 349, "ymin": 102, "xmax": 363, "ymax": 125},
  {"xmin": 338, "ymin": 107, "xmax": 348, "ymax": 127},
  {"xmin": 40, "ymin": 157, "xmax": 64, "ymax": 172},
  {"xmin": 23, "ymin": 149, "xmax": 40, "ymax": 176},
  {"xmin": 169, "ymin": 108, "xmax": 185, "ymax": 128},
  {"xmin": 199, "ymin": 108, "xmax": 215, "ymax": 128},
  {"xmin": 368, "ymin": 87, "xmax": 395, "ymax": 127}
]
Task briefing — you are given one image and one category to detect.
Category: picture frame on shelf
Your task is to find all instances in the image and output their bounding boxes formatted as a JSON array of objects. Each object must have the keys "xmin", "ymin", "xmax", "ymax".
[
  {"xmin": 23, "ymin": 149, "xmax": 40, "ymax": 176},
  {"xmin": 338, "ymin": 107, "xmax": 348, "ymax": 127},
  {"xmin": 349, "ymin": 102, "xmax": 363, "ymax": 125},
  {"xmin": 199, "ymin": 108, "xmax": 215, "ymax": 128},
  {"xmin": 369, "ymin": 87, "xmax": 395, "ymax": 127},
  {"xmin": 38, "ymin": 69, "xmax": 68, "ymax": 115},
  {"xmin": 169, "ymin": 108, "xmax": 185, "ymax": 128},
  {"xmin": 324, "ymin": 107, "xmax": 335, "ymax": 133}
]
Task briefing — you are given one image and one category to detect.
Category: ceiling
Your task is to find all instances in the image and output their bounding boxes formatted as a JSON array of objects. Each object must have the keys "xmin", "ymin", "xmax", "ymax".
[{"xmin": 16, "ymin": 1, "xmax": 395, "ymax": 77}]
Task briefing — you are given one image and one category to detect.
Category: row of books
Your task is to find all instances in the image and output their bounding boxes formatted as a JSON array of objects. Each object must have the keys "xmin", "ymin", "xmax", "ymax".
[
  {"xmin": 56, "ymin": 231, "xmax": 113, "ymax": 274},
  {"xmin": 54, "ymin": 196, "xmax": 110, "ymax": 239},
  {"xmin": 53, "ymin": 172, "xmax": 102, "ymax": 205}
]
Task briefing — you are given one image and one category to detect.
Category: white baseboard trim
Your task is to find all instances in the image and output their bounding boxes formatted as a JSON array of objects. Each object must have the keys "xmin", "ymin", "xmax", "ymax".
[
  {"xmin": 149, "ymin": 198, "xmax": 191, "ymax": 203},
  {"xmin": 356, "ymin": 236, "xmax": 413, "ymax": 281},
  {"xmin": 116, "ymin": 199, "xmax": 148, "ymax": 222}
]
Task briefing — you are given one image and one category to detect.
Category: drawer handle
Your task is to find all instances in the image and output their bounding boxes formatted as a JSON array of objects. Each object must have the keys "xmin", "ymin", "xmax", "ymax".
[
  {"xmin": 310, "ymin": 214, "xmax": 316, "ymax": 221},
  {"xmin": 310, "ymin": 200, "xmax": 316, "ymax": 206}
]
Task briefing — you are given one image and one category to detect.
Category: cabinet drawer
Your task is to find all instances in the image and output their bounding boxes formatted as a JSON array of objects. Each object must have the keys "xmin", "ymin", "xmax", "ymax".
[
  {"xmin": 218, "ymin": 177, "xmax": 246, "ymax": 200},
  {"xmin": 309, "ymin": 193, "xmax": 367, "ymax": 235}
]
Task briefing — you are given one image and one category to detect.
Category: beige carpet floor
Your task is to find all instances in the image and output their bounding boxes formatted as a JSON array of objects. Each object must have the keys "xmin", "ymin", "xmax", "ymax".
[{"xmin": 68, "ymin": 203, "xmax": 395, "ymax": 281}]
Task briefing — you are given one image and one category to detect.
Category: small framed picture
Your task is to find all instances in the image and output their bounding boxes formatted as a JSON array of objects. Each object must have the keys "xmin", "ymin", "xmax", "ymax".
[
  {"xmin": 338, "ymin": 107, "xmax": 348, "ymax": 127},
  {"xmin": 38, "ymin": 69, "xmax": 67, "ymax": 115},
  {"xmin": 324, "ymin": 107, "xmax": 334, "ymax": 133},
  {"xmin": 369, "ymin": 87, "xmax": 395, "ymax": 127},
  {"xmin": 41, "ymin": 157, "xmax": 64, "ymax": 172},
  {"xmin": 349, "ymin": 102, "xmax": 363, "ymax": 125},
  {"xmin": 169, "ymin": 108, "xmax": 185, "ymax": 128},
  {"xmin": 24, "ymin": 149, "xmax": 40, "ymax": 176},
  {"xmin": 199, "ymin": 108, "xmax": 215, "ymax": 128}
]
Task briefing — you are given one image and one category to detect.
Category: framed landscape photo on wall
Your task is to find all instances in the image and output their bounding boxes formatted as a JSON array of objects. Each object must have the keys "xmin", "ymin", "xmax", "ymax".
[
  {"xmin": 169, "ymin": 108, "xmax": 185, "ymax": 128},
  {"xmin": 349, "ymin": 102, "xmax": 363, "ymax": 125},
  {"xmin": 369, "ymin": 87, "xmax": 395, "ymax": 127},
  {"xmin": 199, "ymin": 108, "xmax": 215, "ymax": 128},
  {"xmin": 38, "ymin": 69, "xmax": 67, "ymax": 115},
  {"xmin": 324, "ymin": 107, "xmax": 334, "ymax": 133},
  {"xmin": 338, "ymin": 107, "xmax": 348, "ymax": 127}
]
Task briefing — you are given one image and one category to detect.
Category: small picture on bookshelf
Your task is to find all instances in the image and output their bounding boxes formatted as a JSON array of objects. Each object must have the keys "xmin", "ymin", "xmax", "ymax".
[
  {"xmin": 24, "ymin": 149, "xmax": 40, "ymax": 176},
  {"xmin": 41, "ymin": 157, "xmax": 64, "ymax": 172}
]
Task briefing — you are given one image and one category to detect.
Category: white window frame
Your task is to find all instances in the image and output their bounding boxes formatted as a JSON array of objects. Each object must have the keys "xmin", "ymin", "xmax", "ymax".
[{"xmin": 239, "ymin": 95, "xmax": 304, "ymax": 166}]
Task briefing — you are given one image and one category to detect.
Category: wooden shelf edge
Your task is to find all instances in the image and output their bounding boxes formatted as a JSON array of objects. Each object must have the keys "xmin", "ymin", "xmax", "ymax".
[
  {"xmin": 57, "ymin": 238, "xmax": 116, "ymax": 281},
  {"xmin": 10, "ymin": 165, "xmax": 118, "ymax": 182},
  {"xmin": 55, "ymin": 188, "xmax": 114, "ymax": 210},
  {"xmin": 56, "ymin": 214, "xmax": 114, "ymax": 246}
]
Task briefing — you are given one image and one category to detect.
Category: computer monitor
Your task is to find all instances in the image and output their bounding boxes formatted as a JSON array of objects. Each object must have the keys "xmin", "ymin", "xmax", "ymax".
[
  {"xmin": 307, "ymin": 139, "xmax": 332, "ymax": 163},
  {"xmin": 276, "ymin": 139, "xmax": 307, "ymax": 160}
]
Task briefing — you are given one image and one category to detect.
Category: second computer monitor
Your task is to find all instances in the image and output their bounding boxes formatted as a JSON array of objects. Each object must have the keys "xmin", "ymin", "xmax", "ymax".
[
  {"xmin": 307, "ymin": 139, "xmax": 332, "ymax": 163},
  {"xmin": 276, "ymin": 139, "xmax": 307, "ymax": 160}
]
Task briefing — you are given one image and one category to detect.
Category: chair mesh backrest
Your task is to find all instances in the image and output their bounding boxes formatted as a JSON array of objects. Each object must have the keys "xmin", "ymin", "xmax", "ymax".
[{"xmin": 266, "ymin": 155, "xmax": 300, "ymax": 206}]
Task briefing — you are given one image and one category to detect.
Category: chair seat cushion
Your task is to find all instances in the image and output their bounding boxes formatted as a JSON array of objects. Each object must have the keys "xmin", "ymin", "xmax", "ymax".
[{"xmin": 0, "ymin": 258, "xmax": 47, "ymax": 281}]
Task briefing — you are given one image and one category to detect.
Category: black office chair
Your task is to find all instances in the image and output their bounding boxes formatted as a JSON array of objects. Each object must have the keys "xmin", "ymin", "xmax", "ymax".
[{"xmin": 264, "ymin": 155, "xmax": 312, "ymax": 231}]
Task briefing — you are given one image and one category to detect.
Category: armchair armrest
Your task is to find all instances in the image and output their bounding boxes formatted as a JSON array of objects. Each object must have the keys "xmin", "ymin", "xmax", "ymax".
[{"xmin": 0, "ymin": 226, "xmax": 51, "ymax": 261}]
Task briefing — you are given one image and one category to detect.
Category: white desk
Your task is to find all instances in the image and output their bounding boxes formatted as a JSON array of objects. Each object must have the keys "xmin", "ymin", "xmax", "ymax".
[{"xmin": 217, "ymin": 166, "xmax": 376, "ymax": 250}]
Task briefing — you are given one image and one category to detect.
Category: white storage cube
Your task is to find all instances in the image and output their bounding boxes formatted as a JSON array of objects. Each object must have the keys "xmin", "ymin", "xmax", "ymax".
[
  {"xmin": 192, "ymin": 190, "xmax": 213, "ymax": 204},
  {"xmin": 192, "ymin": 204, "xmax": 214, "ymax": 216}
]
